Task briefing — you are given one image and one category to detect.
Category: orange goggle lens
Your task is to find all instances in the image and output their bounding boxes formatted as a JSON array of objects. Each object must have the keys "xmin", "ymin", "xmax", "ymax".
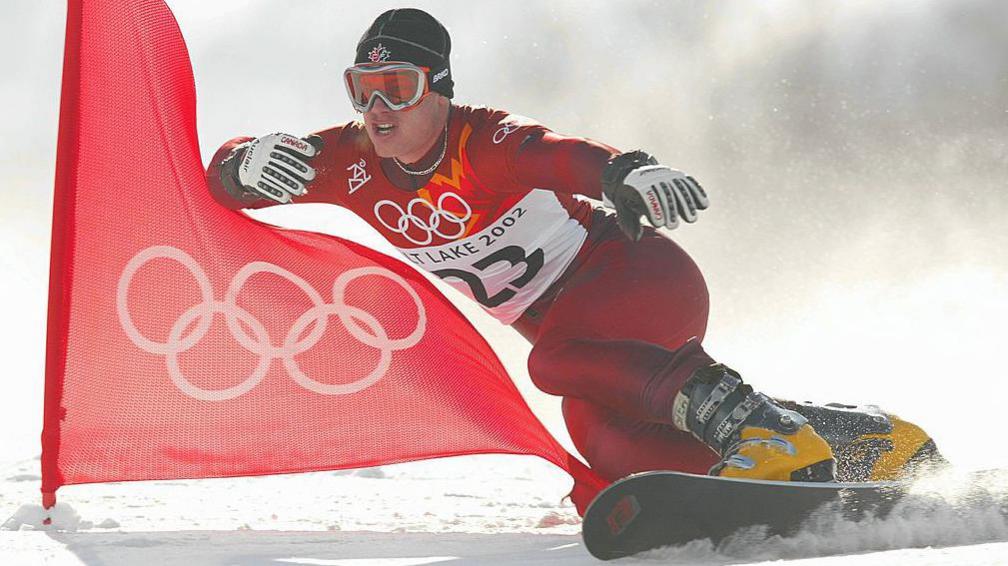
[{"xmin": 344, "ymin": 64, "xmax": 428, "ymax": 112}]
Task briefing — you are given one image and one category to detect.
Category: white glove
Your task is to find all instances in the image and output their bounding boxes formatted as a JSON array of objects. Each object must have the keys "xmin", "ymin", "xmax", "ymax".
[
  {"xmin": 618, "ymin": 164, "xmax": 709, "ymax": 230},
  {"xmin": 235, "ymin": 133, "xmax": 320, "ymax": 204},
  {"xmin": 601, "ymin": 150, "xmax": 709, "ymax": 241}
]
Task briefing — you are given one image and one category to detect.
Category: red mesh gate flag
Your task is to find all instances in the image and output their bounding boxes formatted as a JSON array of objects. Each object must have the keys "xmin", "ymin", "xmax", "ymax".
[{"xmin": 43, "ymin": 0, "xmax": 605, "ymax": 512}]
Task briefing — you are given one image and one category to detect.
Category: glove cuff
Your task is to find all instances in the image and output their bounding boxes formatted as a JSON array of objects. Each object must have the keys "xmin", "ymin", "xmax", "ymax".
[
  {"xmin": 600, "ymin": 150, "xmax": 658, "ymax": 203},
  {"xmin": 219, "ymin": 144, "xmax": 264, "ymax": 205}
]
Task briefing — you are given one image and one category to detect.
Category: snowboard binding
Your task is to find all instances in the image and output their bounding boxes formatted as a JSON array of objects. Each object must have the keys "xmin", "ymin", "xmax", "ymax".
[{"xmin": 673, "ymin": 364, "xmax": 836, "ymax": 482}]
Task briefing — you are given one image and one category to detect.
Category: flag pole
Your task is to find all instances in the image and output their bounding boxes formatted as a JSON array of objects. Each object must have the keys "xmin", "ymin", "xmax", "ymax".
[{"xmin": 42, "ymin": 0, "xmax": 84, "ymax": 516}]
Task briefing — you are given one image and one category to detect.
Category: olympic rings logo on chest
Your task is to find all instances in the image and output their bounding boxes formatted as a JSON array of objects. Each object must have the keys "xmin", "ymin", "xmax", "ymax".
[{"xmin": 373, "ymin": 192, "xmax": 473, "ymax": 246}]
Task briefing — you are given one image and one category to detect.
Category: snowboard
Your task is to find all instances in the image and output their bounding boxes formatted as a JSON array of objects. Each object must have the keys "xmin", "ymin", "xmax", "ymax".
[{"xmin": 581, "ymin": 470, "xmax": 904, "ymax": 560}]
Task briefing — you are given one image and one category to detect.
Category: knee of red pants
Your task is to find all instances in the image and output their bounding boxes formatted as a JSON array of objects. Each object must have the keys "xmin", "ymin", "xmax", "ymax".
[
  {"xmin": 526, "ymin": 333, "xmax": 674, "ymax": 401},
  {"xmin": 528, "ymin": 333, "xmax": 716, "ymax": 424},
  {"xmin": 562, "ymin": 397, "xmax": 718, "ymax": 482},
  {"xmin": 526, "ymin": 335, "xmax": 573, "ymax": 396}
]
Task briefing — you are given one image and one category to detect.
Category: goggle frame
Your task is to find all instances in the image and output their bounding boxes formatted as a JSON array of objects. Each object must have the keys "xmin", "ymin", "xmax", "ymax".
[{"xmin": 343, "ymin": 62, "xmax": 432, "ymax": 113}]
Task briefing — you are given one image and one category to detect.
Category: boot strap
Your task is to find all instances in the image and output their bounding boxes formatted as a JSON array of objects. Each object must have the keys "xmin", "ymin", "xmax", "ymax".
[
  {"xmin": 672, "ymin": 371, "xmax": 741, "ymax": 434},
  {"xmin": 712, "ymin": 392, "xmax": 766, "ymax": 446}
]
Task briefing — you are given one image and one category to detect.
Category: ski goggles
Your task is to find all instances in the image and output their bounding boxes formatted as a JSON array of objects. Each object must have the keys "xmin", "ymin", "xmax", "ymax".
[{"xmin": 343, "ymin": 62, "xmax": 431, "ymax": 113}]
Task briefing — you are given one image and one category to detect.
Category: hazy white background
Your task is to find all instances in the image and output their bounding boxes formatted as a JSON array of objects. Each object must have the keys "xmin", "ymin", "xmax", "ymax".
[{"xmin": 3, "ymin": 0, "xmax": 1007, "ymax": 477}]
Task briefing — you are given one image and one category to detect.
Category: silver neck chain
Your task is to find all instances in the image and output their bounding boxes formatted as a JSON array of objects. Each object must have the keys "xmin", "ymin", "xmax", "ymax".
[{"xmin": 392, "ymin": 123, "xmax": 449, "ymax": 176}]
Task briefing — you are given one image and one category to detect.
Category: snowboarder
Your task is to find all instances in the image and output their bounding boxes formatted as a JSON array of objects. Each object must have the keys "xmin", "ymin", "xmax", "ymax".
[{"xmin": 206, "ymin": 8, "xmax": 943, "ymax": 487}]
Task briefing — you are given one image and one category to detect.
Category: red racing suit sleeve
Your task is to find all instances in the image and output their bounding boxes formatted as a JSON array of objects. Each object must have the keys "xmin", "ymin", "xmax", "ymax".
[
  {"xmin": 467, "ymin": 111, "xmax": 620, "ymax": 200},
  {"xmin": 512, "ymin": 130, "xmax": 620, "ymax": 200}
]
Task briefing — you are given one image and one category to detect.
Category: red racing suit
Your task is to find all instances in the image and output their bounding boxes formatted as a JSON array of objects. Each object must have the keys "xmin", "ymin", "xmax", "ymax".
[{"xmin": 207, "ymin": 105, "xmax": 719, "ymax": 481}]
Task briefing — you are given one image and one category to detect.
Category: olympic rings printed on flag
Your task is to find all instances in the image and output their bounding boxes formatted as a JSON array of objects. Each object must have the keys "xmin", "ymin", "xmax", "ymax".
[
  {"xmin": 115, "ymin": 245, "xmax": 426, "ymax": 401},
  {"xmin": 374, "ymin": 192, "xmax": 472, "ymax": 245}
]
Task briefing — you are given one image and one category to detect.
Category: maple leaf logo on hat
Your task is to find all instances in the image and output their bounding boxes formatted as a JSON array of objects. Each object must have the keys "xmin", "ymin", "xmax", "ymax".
[{"xmin": 368, "ymin": 43, "xmax": 391, "ymax": 63}]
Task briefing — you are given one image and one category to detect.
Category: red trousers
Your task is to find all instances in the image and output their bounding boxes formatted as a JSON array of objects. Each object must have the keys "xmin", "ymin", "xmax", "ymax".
[{"xmin": 513, "ymin": 210, "xmax": 719, "ymax": 482}]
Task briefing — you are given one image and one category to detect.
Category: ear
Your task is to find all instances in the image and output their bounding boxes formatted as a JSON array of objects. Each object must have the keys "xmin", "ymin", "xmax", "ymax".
[{"xmin": 432, "ymin": 93, "xmax": 450, "ymax": 109}]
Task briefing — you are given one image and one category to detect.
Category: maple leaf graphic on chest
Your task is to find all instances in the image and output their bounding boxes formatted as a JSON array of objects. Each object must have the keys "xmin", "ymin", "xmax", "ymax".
[{"xmin": 416, "ymin": 161, "xmax": 484, "ymax": 241}]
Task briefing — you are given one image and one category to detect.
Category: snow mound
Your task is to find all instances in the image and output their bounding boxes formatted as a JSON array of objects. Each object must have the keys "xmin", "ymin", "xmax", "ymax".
[
  {"xmin": 2, "ymin": 503, "xmax": 88, "ymax": 531},
  {"xmin": 355, "ymin": 467, "xmax": 387, "ymax": 479},
  {"xmin": 536, "ymin": 511, "xmax": 580, "ymax": 528},
  {"xmin": 331, "ymin": 466, "xmax": 387, "ymax": 478}
]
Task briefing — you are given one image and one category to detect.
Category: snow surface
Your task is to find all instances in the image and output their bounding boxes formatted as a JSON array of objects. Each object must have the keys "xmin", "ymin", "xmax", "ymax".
[{"xmin": 4, "ymin": 455, "xmax": 1008, "ymax": 565}]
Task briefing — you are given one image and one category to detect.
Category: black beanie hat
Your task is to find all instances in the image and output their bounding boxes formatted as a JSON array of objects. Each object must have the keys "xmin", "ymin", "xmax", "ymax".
[{"xmin": 355, "ymin": 9, "xmax": 454, "ymax": 98}]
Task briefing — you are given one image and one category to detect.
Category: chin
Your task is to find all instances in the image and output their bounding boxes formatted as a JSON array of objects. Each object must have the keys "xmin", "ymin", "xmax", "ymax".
[
  {"xmin": 369, "ymin": 137, "xmax": 397, "ymax": 158},
  {"xmin": 373, "ymin": 146, "xmax": 395, "ymax": 158}
]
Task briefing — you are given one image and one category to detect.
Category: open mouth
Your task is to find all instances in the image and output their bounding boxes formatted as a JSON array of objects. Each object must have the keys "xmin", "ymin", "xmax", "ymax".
[{"xmin": 374, "ymin": 123, "xmax": 396, "ymax": 136}]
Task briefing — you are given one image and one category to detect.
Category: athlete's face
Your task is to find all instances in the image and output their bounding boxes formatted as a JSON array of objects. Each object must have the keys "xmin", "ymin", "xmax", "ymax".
[{"xmin": 363, "ymin": 93, "xmax": 449, "ymax": 163}]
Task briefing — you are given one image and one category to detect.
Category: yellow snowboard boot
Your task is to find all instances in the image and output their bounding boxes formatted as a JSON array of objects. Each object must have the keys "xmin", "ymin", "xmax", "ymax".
[{"xmin": 673, "ymin": 364, "xmax": 836, "ymax": 482}]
